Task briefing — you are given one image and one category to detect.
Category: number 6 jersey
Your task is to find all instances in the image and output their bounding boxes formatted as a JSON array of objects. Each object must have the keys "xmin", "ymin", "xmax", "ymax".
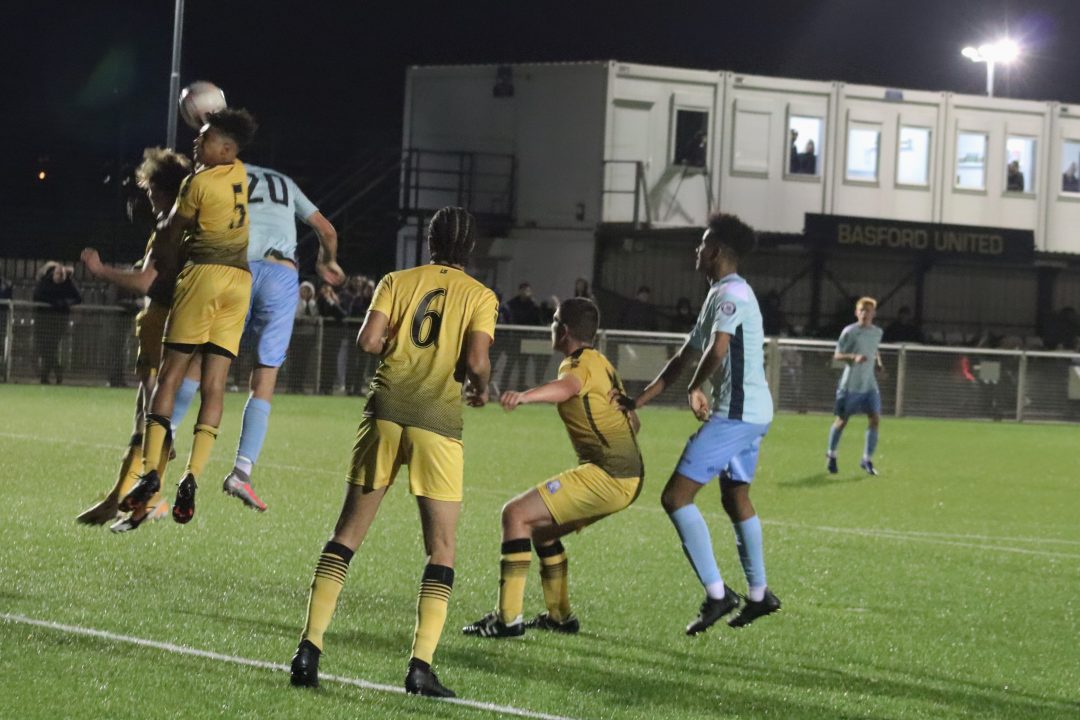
[{"xmin": 363, "ymin": 264, "xmax": 499, "ymax": 439}]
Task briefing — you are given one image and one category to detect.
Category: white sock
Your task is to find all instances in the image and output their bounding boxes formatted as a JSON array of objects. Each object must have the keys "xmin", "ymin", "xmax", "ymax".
[
  {"xmin": 234, "ymin": 456, "xmax": 254, "ymax": 476},
  {"xmin": 747, "ymin": 585, "xmax": 766, "ymax": 602},
  {"xmin": 705, "ymin": 581, "xmax": 726, "ymax": 600}
]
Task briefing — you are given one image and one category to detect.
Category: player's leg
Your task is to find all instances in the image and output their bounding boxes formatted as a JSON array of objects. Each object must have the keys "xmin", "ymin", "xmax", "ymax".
[
  {"xmin": 859, "ymin": 408, "xmax": 876, "ymax": 474},
  {"xmin": 827, "ymin": 391, "xmax": 849, "ymax": 473},
  {"xmin": 399, "ymin": 427, "xmax": 462, "ymax": 697},
  {"xmin": 663, "ymin": 418, "xmax": 747, "ymax": 635},
  {"xmin": 720, "ymin": 428, "xmax": 781, "ymax": 627},
  {"xmin": 291, "ymin": 418, "xmax": 402, "ymax": 688},
  {"xmin": 170, "ymin": 360, "xmax": 201, "ymax": 435},
  {"xmin": 225, "ymin": 262, "xmax": 298, "ymax": 510},
  {"xmin": 120, "ymin": 346, "xmax": 196, "ymax": 511}
]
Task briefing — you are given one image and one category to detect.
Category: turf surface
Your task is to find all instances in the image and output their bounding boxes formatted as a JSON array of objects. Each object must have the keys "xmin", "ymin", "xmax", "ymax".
[{"xmin": 0, "ymin": 385, "xmax": 1077, "ymax": 719}]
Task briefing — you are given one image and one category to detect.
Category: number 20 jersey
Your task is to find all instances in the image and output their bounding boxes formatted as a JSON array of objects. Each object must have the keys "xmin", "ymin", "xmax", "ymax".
[{"xmin": 363, "ymin": 264, "xmax": 499, "ymax": 440}]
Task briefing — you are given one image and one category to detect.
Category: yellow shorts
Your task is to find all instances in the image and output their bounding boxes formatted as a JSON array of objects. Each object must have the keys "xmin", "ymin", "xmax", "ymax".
[
  {"xmin": 347, "ymin": 417, "xmax": 464, "ymax": 502},
  {"xmin": 134, "ymin": 300, "xmax": 169, "ymax": 375},
  {"xmin": 536, "ymin": 464, "xmax": 643, "ymax": 529},
  {"xmin": 164, "ymin": 263, "xmax": 251, "ymax": 357}
]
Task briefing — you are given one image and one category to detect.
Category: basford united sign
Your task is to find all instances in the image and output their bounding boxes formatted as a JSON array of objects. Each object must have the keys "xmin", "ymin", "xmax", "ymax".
[{"xmin": 804, "ymin": 214, "xmax": 1034, "ymax": 261}]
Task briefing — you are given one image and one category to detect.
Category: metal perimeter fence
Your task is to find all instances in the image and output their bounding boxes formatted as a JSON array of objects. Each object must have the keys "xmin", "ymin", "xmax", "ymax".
[{"xmin": 4, "ymin": 300, "xmax": 1080, "ymax": 423}]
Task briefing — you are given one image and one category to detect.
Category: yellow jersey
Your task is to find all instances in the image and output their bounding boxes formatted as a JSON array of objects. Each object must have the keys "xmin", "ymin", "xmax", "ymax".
[
  {"xmin": 557, "ymin": 347, "xmax": 644, "ymax": 479},
  {"xmin": 175, "ymin": 160, "xmax": 249, "ymax": 269},
  {"xmin": 141, "ymin": 228, "xmax": 184, "ymax": 306},
  {"xmin": 364, "ymin": 264, "xmax": 499, "ymax": 439}
]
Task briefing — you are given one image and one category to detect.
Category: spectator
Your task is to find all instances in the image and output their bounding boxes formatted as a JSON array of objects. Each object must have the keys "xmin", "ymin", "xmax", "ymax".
[
  {"xmin": 619, "ymin": 285, "xmax": 658, "ymax": 330},
  {"xmin": 789, "ymin": 129, "xmax": 800, "ymax": 174},
  {"xmin": 347, "ymin": 278, "xmax": 377, "ymax": 395},
  {"xmin": 0, "ymin": 275, "xmax": 12, "ymax": 300},
  {"xmin": 1007, "ymin": 160, "xmax": 1025, "ymax": 192},
  {"xmin": 761, "ymin": 290, "xmax": 789, "ymax": 336},
  {"xmin": 288, "ymin": 281, "xmax": 319, "ymax": 393},
  {"xmin": 882, "ymin": 305, "xmax": 924, "ymax": 344},
  {"xmin": 33, "ymin": 261, "xmax": 81, "ymax": 384},
  {"xmin": 798, "ymin": 139, "xmax": 817, "ymax": 175},
  {"xmin": 1063, "ymin": 162, "xmax": 1080, "ymax": 193},
  {"xmin": 573, "ymin": 277, "xmax": 593, "ymax": 300},
  {"xmin": 316, "ymin": 283, "xmax": 346, "ymax": 394},
  {"xmin": 672, "ymin": 297, "xmax": 695, "ymax": 333},
  {"xmin": 507, "ymin": 282, "xmax": 542, "ymax": 325}
]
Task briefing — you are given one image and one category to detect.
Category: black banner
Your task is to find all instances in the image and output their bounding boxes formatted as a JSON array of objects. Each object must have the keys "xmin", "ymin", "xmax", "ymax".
[{"xmin": 804, "ymin": 214, "xmax": 1035, "ymax": 262}]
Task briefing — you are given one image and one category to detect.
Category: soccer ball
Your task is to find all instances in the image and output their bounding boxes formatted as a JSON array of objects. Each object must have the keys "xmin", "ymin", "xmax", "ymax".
[{"xmin": 178, "ymin": 81, "xmax": 227, "ymax": 130}]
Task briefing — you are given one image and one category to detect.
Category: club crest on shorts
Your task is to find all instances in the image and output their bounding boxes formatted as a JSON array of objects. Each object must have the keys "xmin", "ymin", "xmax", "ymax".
[
  {"xmin": 720, "ymin": 301, "xmax": 736, "ymax": 316},
  {"xmin": 545, "ymin": 479, "xmax": 561, "ymax": 494}
]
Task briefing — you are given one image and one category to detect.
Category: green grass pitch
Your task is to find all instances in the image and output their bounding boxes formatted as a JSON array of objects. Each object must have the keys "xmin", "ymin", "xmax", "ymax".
[{"xmin": 0, "ymin": 384, "xmax": 1077, "ymax": 719}]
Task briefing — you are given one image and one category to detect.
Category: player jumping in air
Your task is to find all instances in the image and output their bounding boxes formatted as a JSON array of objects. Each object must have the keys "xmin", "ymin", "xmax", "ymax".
[
  {"xmin": 615, "ymin": 213, "xmax": 780, "ymax": 634},
  {"xmin": 171, "ymin": 163, "xmax": 344, "ymax": 512},
  {"xmin": 826, "ymin": 296, "xmax": 884, "ymax": 476},
  {"xmin": 75, "ymin": 147, "xmax": 191, "ymax": 532},
  {"xmin": 120, "ymin": 108, "xmax": 258, "ymax": 524},
  {"xmin": 289, "ymin": 207, "xmax": 498, "ymax": 698},
  {"xmin": 462, "ymin": 297, "xmax": 643, "ymax": 638}
]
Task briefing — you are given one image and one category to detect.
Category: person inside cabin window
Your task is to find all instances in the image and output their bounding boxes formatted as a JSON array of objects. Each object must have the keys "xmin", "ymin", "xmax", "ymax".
[
  {"xmin": 1063, "ymin": 162, "xmax": 1079, "ymax": 193},
  {"xmin": 1006, "ymin": 160, "xmax": 1025, "ymax": 192}
]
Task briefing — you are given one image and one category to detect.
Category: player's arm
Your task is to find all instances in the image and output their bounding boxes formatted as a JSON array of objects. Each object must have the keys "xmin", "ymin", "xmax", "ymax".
[
  {"xmin": 686, "ymin": 330, "xmax": 730, "ymax": 421},
  {"xmin": 80, "ymin": 248, "xmax": 158, "ymax": 296},
  {"xmin": 613, "ymin": 335, "xmax": 699, "ymax": 412},
  {"xmin": 357, "ymin": 309, "xmax": 389, "ymax": 355},
  {"xmin": 833, "ymin": 331, "xmax": 863, "ymax": 363},
  {"xmin": 462, "ymin": 330, "xmax": 492, "ymax": 407},
  {"xmin": 501, "ymin": 374, "xmax": 582, "ymax": 411},
  {"xmin": 304, "ymin": 211, "xmax": 345, "ymax": 286}
]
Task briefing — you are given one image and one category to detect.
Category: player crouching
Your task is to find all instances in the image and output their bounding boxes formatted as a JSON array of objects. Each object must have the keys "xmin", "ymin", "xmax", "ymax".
[{"xmin": 463, "ymin": 297, "xmax": 644, "ymax": 638}]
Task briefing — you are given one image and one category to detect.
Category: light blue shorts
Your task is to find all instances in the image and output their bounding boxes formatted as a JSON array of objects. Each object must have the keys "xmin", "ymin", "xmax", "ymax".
[
  {"xmin": 834, "ymin": 389, "xmax": 881, "ymax": 419},
  {"xmin": 241, "ymin": 260, "xmax": 300, "ymax": 368},
  {"xmin": 675, "ymin": 415, "xmax": 770, "ymax": 485}
]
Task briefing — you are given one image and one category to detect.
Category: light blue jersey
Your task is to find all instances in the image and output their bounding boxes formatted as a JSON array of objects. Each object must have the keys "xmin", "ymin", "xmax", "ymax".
[
  {"xmin": 687, "ymin": 273, "xmax": 773, "ymax": 424},
  {"xmin": 836, "ymin": 323, "xmax": 883, "ymax": 393},
  {"xmin": 244, "ymin": 164, "xmax": 319, "ymax": 262}
]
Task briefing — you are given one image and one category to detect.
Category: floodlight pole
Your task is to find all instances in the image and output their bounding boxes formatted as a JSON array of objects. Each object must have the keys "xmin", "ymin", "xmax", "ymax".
[
  {"xmin": 986, "ymin": 60, "xmax": 995, "ymax": 98},
  {"xmin": 166, "ymin": 0, "xmax": 185, "ymax": 150}
]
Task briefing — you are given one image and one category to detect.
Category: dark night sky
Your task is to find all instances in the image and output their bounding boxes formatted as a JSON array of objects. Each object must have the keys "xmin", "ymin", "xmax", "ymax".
[{"xmin": 4, "ymin": 0, "xmax": 1080, "ymax": 246}]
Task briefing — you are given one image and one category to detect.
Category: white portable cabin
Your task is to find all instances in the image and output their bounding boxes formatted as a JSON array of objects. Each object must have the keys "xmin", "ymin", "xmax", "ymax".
[
  {"xmin": 400, "ymin": 60, "xmax": 1080, "ymax": 303},
  {"xmin": 718, "ymin": 72, "xmax": 835, "ymax": 234}
]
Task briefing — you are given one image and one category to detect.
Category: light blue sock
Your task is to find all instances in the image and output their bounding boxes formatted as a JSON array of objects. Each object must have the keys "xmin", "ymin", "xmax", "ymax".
[
  {"xmin": 733, "ymin": 515, "xmax": 767, "ymax": 595},
  {"xmin": 827, "ymin": 424, "xmax": 844, "ymax": 455},
  {"xmin": 171, "ymin": 377, "xmax": 200, "ymax": 433},
  {"xmin": 864, "ymin": 428, "xmax": 878, "ymax": 460},
  {"xmin": 668, "ymin": 504, "xmax": 723, "ymax": 589},
  {"xmin": 236, "ymin": 397, "xmax": 272, "ymax": 468}
]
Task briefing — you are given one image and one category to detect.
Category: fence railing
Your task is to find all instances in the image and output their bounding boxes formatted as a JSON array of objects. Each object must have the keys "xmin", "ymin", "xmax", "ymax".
[{"xmin": 4, "ymin": 302, "xmax": 1080, "ymax": 423}]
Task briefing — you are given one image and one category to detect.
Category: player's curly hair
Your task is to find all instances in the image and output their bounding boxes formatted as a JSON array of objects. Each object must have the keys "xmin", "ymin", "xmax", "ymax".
[
  {"xmin": 705, "ymin": 212, "xmax": 757, "ymax": 260},
  {"xmin": 557, "ymin": 297, "xmax": 600, "ymax": 343},
  {"xmin": 428, "ymin": 207, "xmax": 476, "ymax": 266},
  {"xmin": 206, "ymin": 108, "xmax": 258, "ymax": 148},
  {"xmin": 135, "ymin": 147, "xmax": 192, "ymax": 197}
]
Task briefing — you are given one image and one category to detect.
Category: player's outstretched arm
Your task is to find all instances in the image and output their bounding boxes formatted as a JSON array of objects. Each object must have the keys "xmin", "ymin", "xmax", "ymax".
[
  {"xmin": 501, "ymin": 374, "xmax": 583, "ymax": 412},
  {"xmin": 611, "ymin": 335, "xmax": 697, "ymax": 412},
  {"xmin": 306, "ymin": 211, "xmax": 345, "ymax": 286},
  {"xmin": 463, "ymin": 331, "xmax": 493, "ymax": 407},
  {"xmin": 80, "ymin": 248, "xmax": 158, "ymax": 296},
  {"xmin": 686, "ymin": 331, "xmax": 730, "ymax": 421}
]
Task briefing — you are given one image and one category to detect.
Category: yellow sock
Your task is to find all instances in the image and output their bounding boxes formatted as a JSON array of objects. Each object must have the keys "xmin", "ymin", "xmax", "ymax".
[
  {"xmin": 301, "ymin": 542, "xmax": 354, "ymax": 651},
  {"xmin": 185, "ymin": 423, "xmax": 219, "ymax": 479},
  {"xmin": 142, "ymin": 415, "xmax": 170, "ymax": 474},
  {"xmin": 538, "ymin": 540, "xmax": 571, "ymax": 622},
  {"xmin": 411, "ymin": 564, "xmax": 454, "ymax": 665},
  {"xmin": 110, "ymin": 435, "xmax": 144, "ymax": 498},
  {"xmin": 497, "ymin": 539, "xmax": 532, "ymax": 624}
]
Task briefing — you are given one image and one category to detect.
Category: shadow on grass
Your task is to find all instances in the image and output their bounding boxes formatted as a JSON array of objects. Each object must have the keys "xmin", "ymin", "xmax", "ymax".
[{"xmin": 777, "ymin": 471, "xmax": 867, "ymax": 489}]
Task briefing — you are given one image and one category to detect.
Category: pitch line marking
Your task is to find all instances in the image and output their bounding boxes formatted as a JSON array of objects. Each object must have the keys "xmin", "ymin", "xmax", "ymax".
[
  {"xmin": 0, "ymin": 613, "xmax": 581, "ymax": 720},
  {"xmin": 765, "ymin": 520, "xmax": 1080, "ymax": 559}
]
